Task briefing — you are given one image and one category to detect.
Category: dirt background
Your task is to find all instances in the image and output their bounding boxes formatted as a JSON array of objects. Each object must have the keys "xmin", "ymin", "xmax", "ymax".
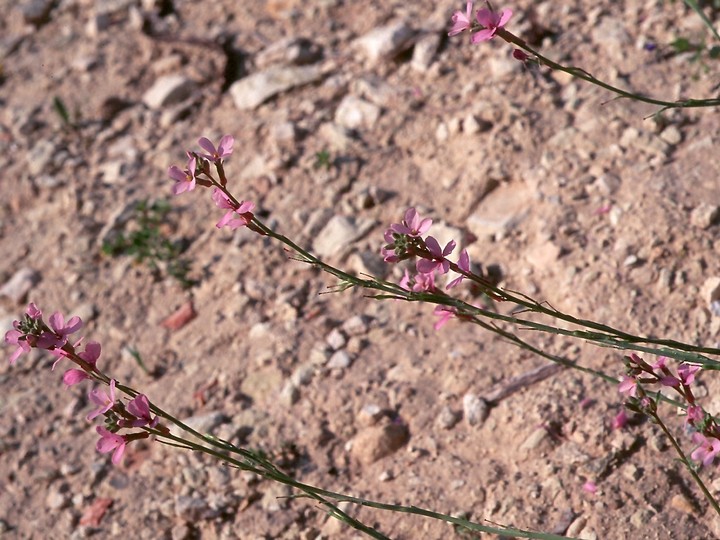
[{"xmin": 2, "ymin": 0, "xmax": 720, "ymax": 538}]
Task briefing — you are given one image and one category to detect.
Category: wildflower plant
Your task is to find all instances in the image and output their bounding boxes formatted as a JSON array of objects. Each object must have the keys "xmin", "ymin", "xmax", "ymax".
[{"xmin": 6, "ymin": 2, "xmax": 720, "ymax": 538}]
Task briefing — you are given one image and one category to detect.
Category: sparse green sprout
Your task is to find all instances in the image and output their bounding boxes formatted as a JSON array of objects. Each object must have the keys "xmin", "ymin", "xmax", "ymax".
[
  {"xmin": 101, "ymin": 199, "xmax": 197, "ymax": 289},
  {"xmin": 313, "ymin": 149, "xmax": 332, "ymax": 170}
]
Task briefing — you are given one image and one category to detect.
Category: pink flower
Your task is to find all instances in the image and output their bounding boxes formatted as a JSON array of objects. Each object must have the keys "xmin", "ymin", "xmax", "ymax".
[
  {"xmin": 417, "ymin": 236, "xmax": 456, "ymax": 275},
  {"xmin": 611, "ymin": 410, "xmax": 628, "ymax": 430},
  {"xmin": 691, "ymin": 433, "xmax": 720, "ymax": 466},
  {"xmin": 678, "ymin": 363, "xmax": 701, "ymax": 386},
  {"xmin": 198, "ymin": 135, "xmax": 234, "ymax": 162},
  {"xmin": 390, "ymin": 208, "xmax": 432, "ymax": 238},
  {"xmin": 449, "ymin": 1, "xmax": 473, "ymax": 36},
  {"xmin": 26, "ymin": 303, "xmax": 42, "ymax": 319},
  {"xmin": 96, "ymin": 426, "xmax": 127, "ymax": 465},
  {"xmin": 686, "ymin": 405, "xmax": 704, "ymax": 427},
  {"xmin": 216, "ymin": 200, "xmax": 256, "ymax": 230},
  {"xmin": 37, "ymin": 311, "xmax": 83, "ymax": 349},
  {"xmin": 5, "ymin": 329, "xmax": 31, "ymax": 365},
  {"xmin": 87, "ymin": 379, "xmax": 116, "ymax": 421},
  {"xmin": 618, "ymin": 375, "xmax": 638, "ymax": 398},
  {"xmin": 120, "ymin": 394, "xmax": 159, "ymax": 428},
  {"xmin": 660, "ymin": 363, "xmax": 702, "ymax": 388},
  {"xmin": 582, "ymin": 481, "xmax": 598, "ymax": 494},
  {"xmin": 212, "ymin": 188, "xmax": 255, "ymax": 228},
  {"xmin": 400, "ymin": 270, "xmax": 436, "ymax": 292},
  {"xmin": 433, "ymin": 306, "xmax": 456, "ymax": 330},
  {"xmin": 473, "ymin": 7, "xmax": 512, "ymax": 43},
  {"xmin": 169, "ymin": 154, "xmax": 197, "ymax": 195},
  {"xmin": 211, "ymin": 188, "xmax": 234, "ymax": 210},
  {"xmin": 63, "ymin": 369, "xmax": 90, "ymax": 387},
  {"xmin": 381, "ymin": 229, "xmax": 401, "ymax": 263},
  {"xmin": 446, "ymin": 249, "xmax": 470, "ymax": 289},
  {"xmin": 652, "ymin": 356, "xmax": 668, "ymax": 371},
  {"xmin": 512, "ymin": 49, "xmax": 529, "ymax": 62}
]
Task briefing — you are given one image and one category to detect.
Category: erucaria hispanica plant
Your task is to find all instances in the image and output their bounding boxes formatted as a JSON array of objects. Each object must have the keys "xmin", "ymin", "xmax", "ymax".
[
  {"xmin": 7, "ymin": 132, "xmax": 720, "ymax": 539},
  {"xmin": 449, "ymin": 1, "xmax": 720, "ymax": 112},
  {"xmin": 7, "ymin": 3, "xmax": 720, "ymax": 536}
]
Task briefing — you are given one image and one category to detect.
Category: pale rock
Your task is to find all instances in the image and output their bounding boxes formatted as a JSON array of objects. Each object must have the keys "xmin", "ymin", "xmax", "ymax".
[
  {"xmin": 435, "ymin": 122, "xmax": 449, "ymax": 142},
  {"xmin": 279, "ymin": 381, "xmax": 300, "ymax": 406},
  {"xmin": 462, "ymin": 394, "xmax": 488, "ymax": 426},
  {"xmin": 260, "ymin": 483, "xmax": 292, "ymax": 512},
  {"xmin": 142, "ymin": 75, "xmax": 197, "ymax": 109},
  {"xmin": 174, "ymin": 496, "xmax": 219, "ymax": 521},
  {"xmin": 357, "ymin": 404, "xmax": 384, "ymax": 426},
  {"xmin": 347, "ymin": 250, "xmax": 387, "ymax": 278},
  {"xmin": 256, "ymin": 37, "xmax": 322, "ymax": 68},
  {"xmin": 701, "ymin": 277, "xmax": 720, "ymax": 306},
  {"xmin": 350, "ymin": 422, "xmax": 410, "ymax": 464},
  {"xmin": 325, "ymin": 328, "xmax": 347, "ymax": 350},
  {"xmin": 690, "ymin": 202, "xmax": 719, "ymax": 229},
  {"xmin": 669, "ymin": 493, "xmax": 695, "ymax": 514},
  {"xmin": 447, "ymin": 116, "xmax": 461, "ymax": 136},
  {"xmin": 353, "ymin": 76, "xmax": 397, "ymax": 106},
  {"xmin": 591, "ymin": 17, "xmax": 632, "ymax": 61},
  {"xmin": 659, "ymin": 125, "xmax": 682, "ymax": 145},
  {"xmin": 22, "ymin": 0, "xmax": 54, "ymax": 26},
  {"xmin": 342, "ymin": 315, "xmax": 369, "ymax": 336},
  {"xmin": 354, "ymin": 21, "xmax": 416, "ymax": 64},
  {"xmin": 98, "ymin": 160, "xmax": 128, "ymax": 184},
  {"xmin": 311, "ymin": 215, "xmax": 374, "ymax": 258},
  {"xmin": 335, "ymin": 95, "xmax": 381, "ymax": 130},
  {"xmin": 0, "ymin": 268, "xmax": 41, "ymax": 303},
  {"xmin": 229, "ymin": 65, "xmax": 323, "ymax": 110},
  {"xmin": 318, "ymin": 122, "xmax": 355, "ymax": 151},
  {"xmin": 462, "ymin": 114, "xmax": 489, "ymax": 135},
  {"xmin": 45, "ymin": 487, "xmax": 70, "ymax": 510},
  {"xmin": 623, "ymin": 254, "xmax": 639, "ymax": 267},
  {"xmin": 436, "ymin": 406, "xmax": 460, "ymax": 429},
  {"xmin": 290, "ymin": 363, "xmax": 315, "ymax": 386},
  {"xmin": 27, "ymin": 139, "xmax": 57, "ymax": 176},
  {"xmin": 520, "ymin": 427, "xmax": 550, "ymax": 450},
  {"xmin": 171, "ymin": 412, "xmax": 228, "ymax": 440},
  {"xmin": 566, "ymin": 516, "xmax": 587, "ymax": 537},
  {"xmin": 378, "ymin": 470, "xmax": 393, "ymax": 482},
  {"xmin": 327, "ymin": 350, "xmax": 352, "ymax": 369},
  {"xmin": 270, "ymin": 121, "xmax": 298, "ymax": 145},
  {"xmin": 487, "ymin": 55, "xmax": 518, "ymax": 78},
  {"xmin": 240, "ymin": 366, "xmax": 284, "ymax": 402},
  {"xmin": 411, "ymin": 32, "xmax": 441, "ymax": 72},
  {"xmin": 467, "ymin": 182, "xmax": 534, "ymax": 239},
  {"xmin": 525, "ymin": 239, "xmax": 562, "ymax": 272}
]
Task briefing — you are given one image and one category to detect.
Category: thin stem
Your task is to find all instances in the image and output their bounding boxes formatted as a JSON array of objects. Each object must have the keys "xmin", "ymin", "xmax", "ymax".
[
  {"xmin": 497, "ymin": 29, "xmax": 720, "ymax": 110},
  {"xmin": 151, "ymin": 430, "xmax": 578, "ymax": 540},
  {"xmin": 650, "ymin": 411, "xmax": 720, "ymax": 517}
]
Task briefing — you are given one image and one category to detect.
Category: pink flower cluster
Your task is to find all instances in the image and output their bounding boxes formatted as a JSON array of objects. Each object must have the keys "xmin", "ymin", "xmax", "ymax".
[
  {"xmin": 169, "ymin": 135, "xmax": 256, "ymax": 232},
  {"xmin": 618, "ymin": 353, "xmax": 718, "ymax": 466},
  {"xmin": 5, "ymin": 304, "xmax": 162, "ymax": 465},
  {"xmin": 448, "ymin": 2, "xmax": 513, "ymax": 43},
  {"xmin": 382, "ymin": 208, "xmax": 473, "ymax": 329}
]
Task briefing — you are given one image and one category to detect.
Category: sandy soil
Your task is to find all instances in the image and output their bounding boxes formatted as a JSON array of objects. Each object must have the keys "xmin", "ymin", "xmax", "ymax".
[{"xmin": 2, "ymin": 0, "xmax": 720, "ymax": 538}]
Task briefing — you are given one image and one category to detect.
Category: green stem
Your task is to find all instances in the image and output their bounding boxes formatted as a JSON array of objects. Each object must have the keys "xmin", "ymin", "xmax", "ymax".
[
  {"xmin": 151, "ymin": 429, "xmax": 578, "ymax": 540},
  {"xmin": 650, "ymin": 411, "xmax": 720, "ymax": 517},
  {"xmin": 497, "ymin": 29, "xmax": 720, "ymax": 110}
]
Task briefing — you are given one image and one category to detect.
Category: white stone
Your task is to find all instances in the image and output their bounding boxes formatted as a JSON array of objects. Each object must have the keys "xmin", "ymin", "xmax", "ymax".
[
  {"xmin": 354, "ymin": 21, "xmax": 415, "ymax": 64},
  {"xmin": 411, "ymin": 32, "xmax": 440, "ymax": 72},
  {"xmin": 229, "ymin": 65, "xmax": 323, "ymax": 110},
  {"xmin": 142, "ymin": 75, "xmax": 197, "ymax": 109},
  {"xmin": 335, "ymin": 95, "xmax": 381, "ymax": 130}
]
